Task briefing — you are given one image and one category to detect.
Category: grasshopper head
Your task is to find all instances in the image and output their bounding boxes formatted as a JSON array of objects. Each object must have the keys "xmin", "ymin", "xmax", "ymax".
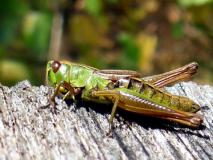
[{"xmin": 46, "ymin": 60, "xmax": 69, "ymax": 86}]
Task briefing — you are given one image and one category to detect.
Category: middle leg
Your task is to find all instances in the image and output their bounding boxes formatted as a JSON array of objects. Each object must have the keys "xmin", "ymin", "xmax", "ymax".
[{"xmin": 92, "ymin": 90, "xmax": 121, "ymax": 129}]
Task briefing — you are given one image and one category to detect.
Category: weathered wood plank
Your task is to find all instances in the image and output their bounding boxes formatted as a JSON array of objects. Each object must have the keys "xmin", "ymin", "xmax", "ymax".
[{"xmin": 0, "ymin": 80, "xmax": 212, "ymax": 160}]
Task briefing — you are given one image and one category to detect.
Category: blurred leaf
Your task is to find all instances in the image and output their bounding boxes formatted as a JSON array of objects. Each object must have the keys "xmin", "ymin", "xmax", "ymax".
[
  {"xmin": 171, "ymin": 21, "xmax": 184, "ymax": 39},
  {"xmin": 0, "ymin": 0, "xmax": 28, "ymax": 45},
  {"xmin": 21, "ymin": 11, "xmax": 52, "ymax": 58},
  {"xmin": 69, "ymin": 15, "xmax": 110, "ymax": 49},
  {"xmin": 0, "ymin": 19, "xmax": 18, "ymax": 45},
  {"xmin": 80, "ymin": 50, "xmax": 108, "ymax": 69},
  {"xmin": 0, "ymin": 59, "xmax": 31, "ymax": 86},
  {"xmin": 27, "ymin": 0, "xmax": 56, "ymax": 10},
  {"xmin": 106, "ymin": 0, "xmax": 118, "ymax": 4},
  {"xmin": 85, "ymin": 0, "xmax": 103, "ymax": 16},
  {"xmin": 177, "ymin": 0, "xmax": 213, "ymax": 7},
  {"xmin": 136, "ymin": 33, "xmax": 157, "ymax": 73},
  {"xmin": 0, "ymin": 0, "xmax": 212, "ymax": 85},
  {"xmin": 0, "ymin": 0, "xmax": 28, "ymax": 16},
  {"xmin": 0, "ymin": 47, "xmax": 5, "ymax": 57},
  {"xmin": 117, "ymin": 32, "xmax": 140, "ymax": 69}
]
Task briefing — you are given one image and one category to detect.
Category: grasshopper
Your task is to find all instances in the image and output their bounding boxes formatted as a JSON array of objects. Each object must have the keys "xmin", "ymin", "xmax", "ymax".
[{"xmin": 46, "ymin": 60, "xmax": 203, "ymax": 128}]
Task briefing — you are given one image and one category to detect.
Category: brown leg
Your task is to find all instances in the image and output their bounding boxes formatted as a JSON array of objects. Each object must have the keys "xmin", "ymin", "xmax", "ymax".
[
  {"xmin": 92, "ymin": 90, "xmax": 120, "ymax": 131},
  {"xmin": 142, "ymin": 62, "xmax": 198, "ymax": 88},
  {"xmin": 50, "ymin": 81, "xmax": 81, "ymax": 113},
  {"xmin": 51, "ymin": 81, "xmax": 81, "ymax": 102},
  {"xmin": 92, "ymin": 88, "xmax": 203, "ymax": 128}
]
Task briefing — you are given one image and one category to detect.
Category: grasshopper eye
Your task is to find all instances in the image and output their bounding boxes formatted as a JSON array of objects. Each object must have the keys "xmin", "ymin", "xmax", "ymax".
[{"xmin": 51, "ymin": 61, "xmax": 61, "ymax": 73}]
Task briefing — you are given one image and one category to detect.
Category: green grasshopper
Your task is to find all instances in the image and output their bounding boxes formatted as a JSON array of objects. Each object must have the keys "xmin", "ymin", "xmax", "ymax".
[{"xmin": 46, "ymin": 60, "xmax": 203, "ymax": 128}]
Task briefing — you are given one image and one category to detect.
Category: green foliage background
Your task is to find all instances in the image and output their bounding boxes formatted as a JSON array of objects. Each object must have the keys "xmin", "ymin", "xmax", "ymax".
[{"xmin": 0, "ymin": 0, "xmax": 213, "ymax": 86}]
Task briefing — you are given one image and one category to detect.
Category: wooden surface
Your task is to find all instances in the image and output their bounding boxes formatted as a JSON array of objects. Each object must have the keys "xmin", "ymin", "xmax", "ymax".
[{"xmin": 0, "ymin": 80, "xmax": 212, "ymax": 160}]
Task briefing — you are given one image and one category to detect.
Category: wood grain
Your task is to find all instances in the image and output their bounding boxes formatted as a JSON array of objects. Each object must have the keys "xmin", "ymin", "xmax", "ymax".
[{"xmin": 0, "ymin": 80, "xmax": 212, "ymax": 160}]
